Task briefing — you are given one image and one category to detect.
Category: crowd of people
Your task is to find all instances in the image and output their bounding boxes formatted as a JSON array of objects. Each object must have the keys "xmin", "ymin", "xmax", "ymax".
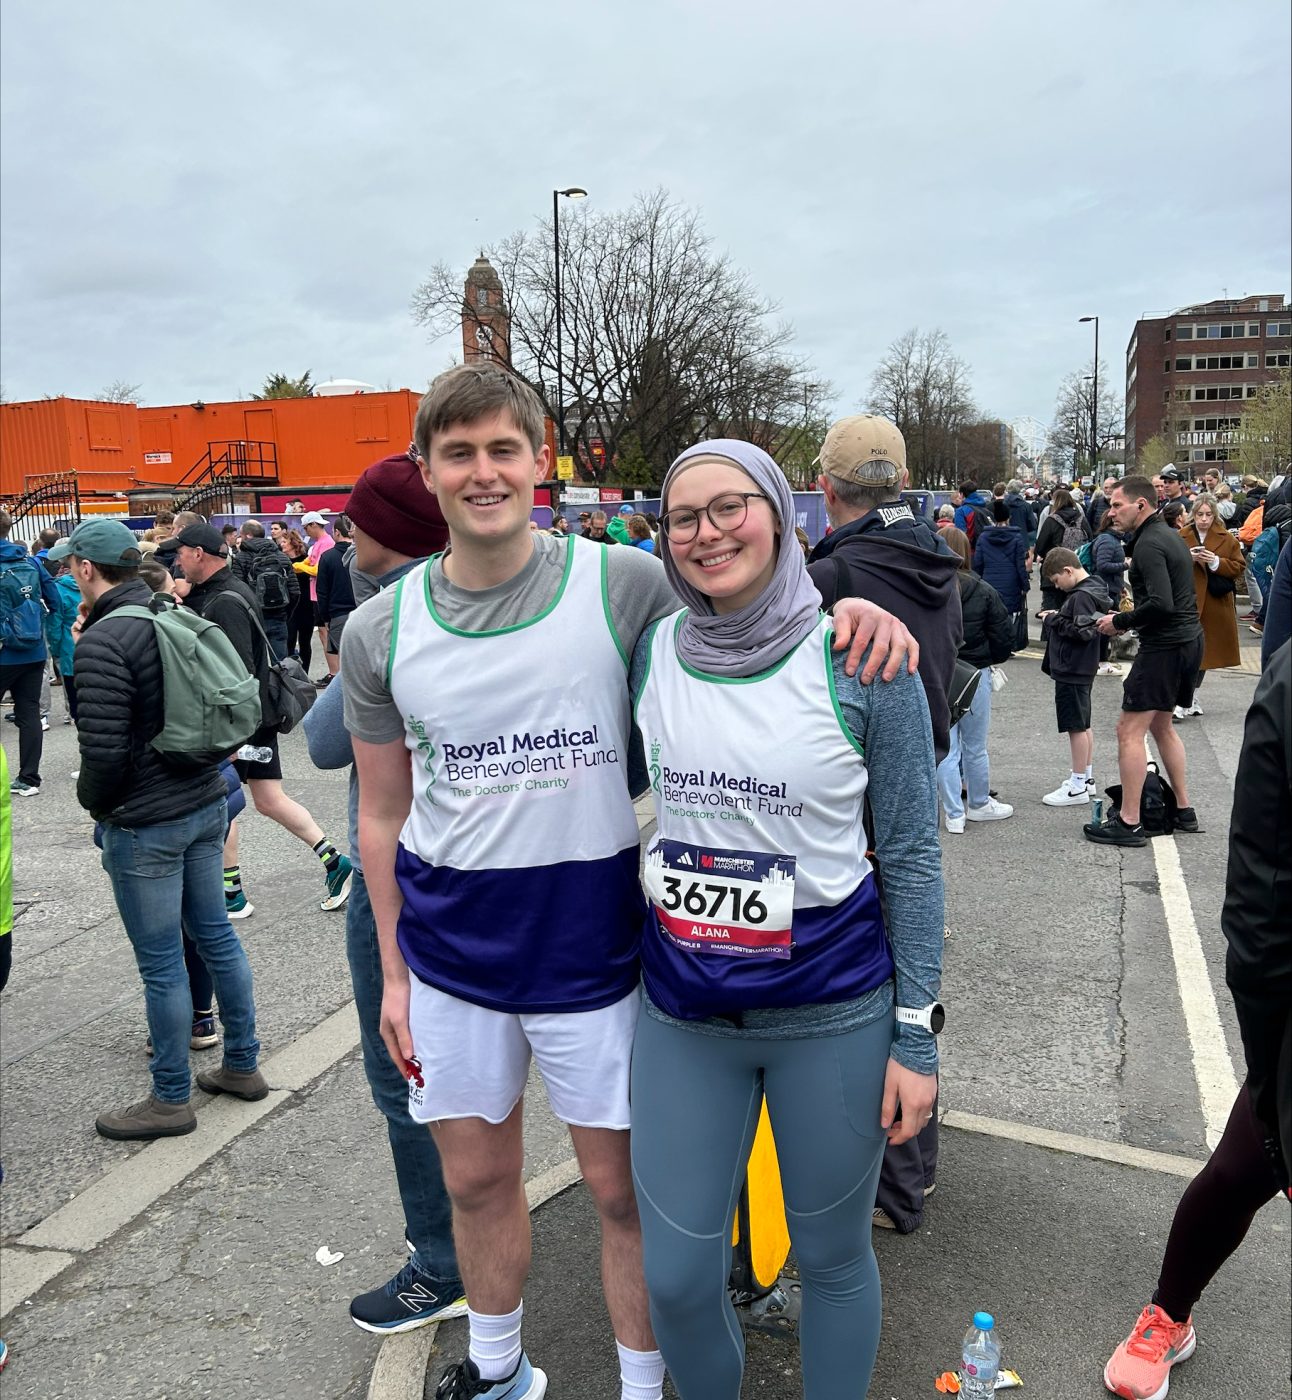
[{"xmin": 0, "ymin": 363, "xmax": 1288, "ymax": 1400}]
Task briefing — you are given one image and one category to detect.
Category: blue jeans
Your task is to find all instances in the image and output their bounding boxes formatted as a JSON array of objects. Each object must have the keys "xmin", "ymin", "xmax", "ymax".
[
  {"xmin": 345, "ymin": 868, "xmax": 459, "ymax": 1282},
  {"xmin": 263, "ymin": 615, "xmax": 289, "ymax": 663},
  {"xmin": 936, "ymin": 667, "xmax": 994, "ymax": 820},
  {"xmin": 101, "ymin": 800, "xmax": 259, "ymax": 1103}
]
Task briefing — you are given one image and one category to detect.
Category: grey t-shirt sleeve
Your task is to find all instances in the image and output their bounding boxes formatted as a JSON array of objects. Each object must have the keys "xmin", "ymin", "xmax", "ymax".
[
  {"xmin": 605, "ymin": 546, "xmax": 680, "ymax": 657},
  {"xmin": 340, "ymin": 585, "xmax": 405, "ymax": 745}
]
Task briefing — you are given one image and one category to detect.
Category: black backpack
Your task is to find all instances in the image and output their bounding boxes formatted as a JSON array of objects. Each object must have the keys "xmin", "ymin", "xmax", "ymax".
[
  {"xmin": 964, "ymin": 500, "xmax": 992, "ymax": 545},
  {"xmin": 1107, "ymin": 761, "xmax": 1179, "ymax": 835},
  {"xmin": 249, "ymin": 550, "xmax": 293, "ymax": 614}
]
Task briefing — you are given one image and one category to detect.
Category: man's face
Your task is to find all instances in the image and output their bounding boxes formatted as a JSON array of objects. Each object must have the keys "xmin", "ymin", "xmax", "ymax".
[
  {"xmin": 1162, "ymin": 478, "xmax": 1183, "ymax": 499},
  {"xmin": 176, "ymin": 543, "xmax": 218, "ymax": 582},
  {"xmin": 1107, "ymin": 487, "xmax": 1148, "ymax": 532},
  {"xmin": 420, "ymin": 410, "xmax": 548, "ymax": 548},
  {"xmin": 271, "ymin": 523, "xmax": 284, "ymax": 543},
  {"xmin": 1103, "ymin": 477, "xmax": 1117, "ymax": 495},
  {"xmin": 950, "ymin": 489, "xmax": 964, "ymax": 507},
  {"xmin": 305, "ymin": 522, "xmax": 325, "ymax": 540},
  {"xmin": 588, "ymin": 513, "xmax": 608, "ymax": 539}
]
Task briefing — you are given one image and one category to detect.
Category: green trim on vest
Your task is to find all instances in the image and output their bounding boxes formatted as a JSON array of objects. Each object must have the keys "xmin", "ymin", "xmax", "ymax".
[
  {"xmin": 670, "ymin": 611, "xmax": 814, "ymax": 685},
  {"xmin": 420, "ymin": 536, "xmax": 576, "ymax": 639},
  {"xmin": 824, "ymin": 628, "xmax": 865, "ymax": 757}
]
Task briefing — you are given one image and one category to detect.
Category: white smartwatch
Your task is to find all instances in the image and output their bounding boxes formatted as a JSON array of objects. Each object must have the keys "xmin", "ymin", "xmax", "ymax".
[{"xmin": 896, "ymin": 1002, "xmax": 945, "ymax": 1034}]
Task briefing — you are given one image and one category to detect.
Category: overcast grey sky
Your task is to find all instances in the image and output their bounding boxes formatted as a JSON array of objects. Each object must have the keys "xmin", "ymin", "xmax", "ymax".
[{"xmin": 2, "ymin": 0, "xmax": 1288, "ymax": 434}]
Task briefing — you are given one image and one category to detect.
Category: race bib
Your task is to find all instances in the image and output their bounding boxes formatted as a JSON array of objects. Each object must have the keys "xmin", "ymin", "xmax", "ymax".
[{"xmin": 643, "ymin": 839, "xmax": 796, "ymax": 959}]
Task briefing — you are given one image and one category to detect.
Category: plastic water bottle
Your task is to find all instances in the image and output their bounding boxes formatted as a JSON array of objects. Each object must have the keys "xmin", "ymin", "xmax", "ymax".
[
  {"xmin": 959, "ymin": 1312, "xmax": 1001, "ymax": 1398},
  {"xmin": 237, "ymin": 744, "xmax": 274, "ymax": 764}
]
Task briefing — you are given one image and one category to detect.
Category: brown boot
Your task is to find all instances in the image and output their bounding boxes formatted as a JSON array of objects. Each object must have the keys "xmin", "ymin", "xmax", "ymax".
[
  {"xmin": 196, "ymin": 1065, "xmax": 269, "ymax": 1102},
  {"xmin": 96, "ymin": 1094, "xmax": 197, "ymax": 1141}
]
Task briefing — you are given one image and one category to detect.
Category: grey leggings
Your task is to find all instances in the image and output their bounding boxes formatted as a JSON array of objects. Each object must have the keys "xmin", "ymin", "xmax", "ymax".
[{"xmin": 630, "ymin": 1006, "xmax": 891, "ymax": 1400}]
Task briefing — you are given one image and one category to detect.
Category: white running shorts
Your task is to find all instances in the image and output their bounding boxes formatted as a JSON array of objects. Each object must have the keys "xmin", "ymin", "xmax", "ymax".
[{"xmin": 405, "ymin": 977, "xmax": 639, "ymax": 1129}]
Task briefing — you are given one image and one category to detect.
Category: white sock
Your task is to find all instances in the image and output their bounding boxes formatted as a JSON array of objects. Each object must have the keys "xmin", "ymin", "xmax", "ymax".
[
  {"xmin": 468, "ymin": 1302, "xmax": 523, "ymax": 1382},
  {"xmin": 617, "ymin": 1341, "xmax": 666, "ymax": 1400},
  {"xmin": 1070, "ymin": 771, "xmax": 1086, "ymax": 792}
]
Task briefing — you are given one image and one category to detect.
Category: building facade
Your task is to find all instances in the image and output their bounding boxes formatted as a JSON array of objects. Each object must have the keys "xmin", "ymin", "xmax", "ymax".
[
  {"xmin": 1124, "ymin": 293, "xmax": 1290, "ymax": 472},
  {"xmin": 461, "ymin": 255, "xmax": 512, "ymax": 367}
]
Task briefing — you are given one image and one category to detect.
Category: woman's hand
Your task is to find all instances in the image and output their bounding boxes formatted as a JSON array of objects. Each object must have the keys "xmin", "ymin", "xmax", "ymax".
[
  {"xmin": 832, "ymin": 598, "xmax": 920, "ymax": 683},
  {"xmin": 881, "ymin": 1058, "xmax": 938, "ymax": 1145}
]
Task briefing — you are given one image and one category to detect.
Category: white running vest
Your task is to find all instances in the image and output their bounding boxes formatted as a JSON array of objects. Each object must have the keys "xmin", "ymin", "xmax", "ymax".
[
  {"xmin": 634, "ymin": 611, "xmax": 892, "ymax": 1020},
  {"xmin": 387, "ymin": 537, "xmax": 644, "ymax": 1013}
]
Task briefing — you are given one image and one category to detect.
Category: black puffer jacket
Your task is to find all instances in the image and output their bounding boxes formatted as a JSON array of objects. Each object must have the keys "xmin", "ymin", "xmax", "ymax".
[
  {"xmin": 955, "ymin": 571, "xmax": 1015, "ymax": 669},
  {"xmin": 231, "ymin": 535, "xmax": 299, "ymax": 617},
  {"xmin": 73, "ymin": 580, "xmax": 225, "ymax": 826}
]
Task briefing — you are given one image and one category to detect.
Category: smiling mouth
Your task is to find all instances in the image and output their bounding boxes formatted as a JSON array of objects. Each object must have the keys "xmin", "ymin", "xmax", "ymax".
[
  {"xmin": 465, "ymin": 494, "xmax": 506, "ymax": 507},
  {"xmin": 698, "ymin": 549, "xmax": 740, "ymax": 569}
]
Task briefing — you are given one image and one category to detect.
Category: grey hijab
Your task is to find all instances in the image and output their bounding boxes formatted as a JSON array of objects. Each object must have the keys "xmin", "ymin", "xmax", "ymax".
[{"xmin": 660, "ymin": 439, "xmax": 822, "ymax": 677}]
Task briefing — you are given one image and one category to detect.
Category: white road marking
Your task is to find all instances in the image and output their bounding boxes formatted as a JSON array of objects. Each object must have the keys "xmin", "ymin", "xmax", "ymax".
[
  {"xmin": 1151, "ymin": 835, "xmax": 1239, "ymax": 1149},
  {"xmin": 941, "ymin": 1110, "xmax": 1204, "ymax": 1180}
]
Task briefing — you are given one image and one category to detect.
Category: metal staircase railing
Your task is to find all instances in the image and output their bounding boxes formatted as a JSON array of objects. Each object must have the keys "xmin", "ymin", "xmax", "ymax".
[{"xmin": 170, "ymin": 441, "xmax": 279, "ymax": 515}]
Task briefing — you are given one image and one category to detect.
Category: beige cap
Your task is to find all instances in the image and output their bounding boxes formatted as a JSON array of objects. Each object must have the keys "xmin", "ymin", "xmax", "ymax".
[{"xmin": 817, "ymin": 415, "xmax": 907, "ymax": 485}]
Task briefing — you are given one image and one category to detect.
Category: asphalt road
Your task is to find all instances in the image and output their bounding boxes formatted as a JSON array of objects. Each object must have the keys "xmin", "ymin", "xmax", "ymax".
[{"xmin": 2, "ymin": 629, "xmax": 1287, "ymax": 1399}]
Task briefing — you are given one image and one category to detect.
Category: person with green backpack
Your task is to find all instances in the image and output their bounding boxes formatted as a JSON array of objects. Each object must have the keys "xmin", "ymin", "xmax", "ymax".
[{"xmin": 47, "ymin": 519, "xmax": 268, "ymax": 1141}]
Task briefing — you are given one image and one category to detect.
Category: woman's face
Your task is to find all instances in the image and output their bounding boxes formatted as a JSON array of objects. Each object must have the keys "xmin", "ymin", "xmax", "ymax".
[
  {"xmin": 1192, "ymin": 504, "xmax": 1215, "ymax": 534},
  {"xmin": 665, "ymin": 458, "xmax": 778, "ymax": 615}
]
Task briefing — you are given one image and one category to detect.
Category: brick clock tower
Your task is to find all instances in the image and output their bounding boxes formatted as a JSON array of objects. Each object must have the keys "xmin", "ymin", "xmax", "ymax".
[{"xmin": 462, "ymin": 255, "xmax": 511, "ymax": 366}]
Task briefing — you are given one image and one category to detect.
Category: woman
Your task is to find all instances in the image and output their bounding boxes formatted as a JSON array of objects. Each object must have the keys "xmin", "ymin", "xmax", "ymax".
[
  {"xmin": 1214, "ymin": 481, "xmax": 1237, "ymax": 524},
  {"xmin": 283, "ymin": 528, "xmax": 315, "ymax": 671},
  {"xmin": 1035, "ymin": 488, "xmax": 1091, "ymax": 612},
  {"xmin": 631, "ymin": 440, "xmax": 942, "ymax": 1399},
  {"xmin": 1175, "ymin": 493, "xmax": 1244, "ymax": 719},
  {"xmin": 936, "ymin": 527, "xmax": 1014, "ymax": 833},
  {"xmin": 627, "ymin": 512, "xmax": 656, "ymax": 552}
]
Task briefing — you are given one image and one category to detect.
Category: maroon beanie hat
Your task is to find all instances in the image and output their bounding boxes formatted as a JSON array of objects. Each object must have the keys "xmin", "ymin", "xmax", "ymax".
[{"xmin": 346, "ymin": 449, "xmax": 449, "ymax": 559}]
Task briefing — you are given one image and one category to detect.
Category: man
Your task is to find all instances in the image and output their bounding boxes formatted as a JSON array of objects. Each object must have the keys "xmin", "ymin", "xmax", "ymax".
[
  {"xmin": 585, "ymin": 510, "xmax": 616, "ymax": 543},
  {"xmin": 808, "ymin": 415, "xmax": 963, "ymax": 763},
  {"xmin": 48, "ymin": 520, "xmax": 265, "ymax": 1139},
  {"xmin": 1087, "ymin": 476, "xmax": 1204, "ymax": 846},
  {"xmin": 1, "ymin": 509, "xmax": 61, "ymax": 796},
  {"xmin": 806, "ymin": 414, "xmax": 960, "ymax": 1240},
  {"xmin": 304, "ymin": 452, "xmax": 462, "ymax": 1335},
  {"xmin": 315, "ymin": 513, "xmax": 356, "ymax": 682},
  {"xmin": 342, "ymin": 364, "xmax": 913, "ymax": 1400},
  {"xmin": 232, "ymin": 520, "xmax": 298, "ymax": 661},
  {"xmin": 1003, "ymin": 477, "xmax": 1039, "ymax": 554},
  {"xmin": 1086, "ymin": 475, "xmax": 1119, "ymax": 533},
  {"xmin": 1158, "ymin": 465, "xmax": 1187, "ymax": 509},
  {"xmin": 576, "ymin": 510, "xmax": 592, "ymax": 535},
  {"xmin": 153, "ymin": 510, "xmax": 176, "ymax": 540},
  {"xmin": 300, "ymin": 511, "xmax": 335, "ymax": 670},
  {"xmin": 220, "ymin": 523, "xmax": 239, "ymax": 553},
  {"xmin": 162, "ymin": 521, "xmax": 352, "ymax": 913},
  {"xmin": 953, "ymin": 478, "xmax": 992, "ymax": 542},
  {"xmin": 270, "ymin": 520, "xmax": 289, "ymax": 548}
]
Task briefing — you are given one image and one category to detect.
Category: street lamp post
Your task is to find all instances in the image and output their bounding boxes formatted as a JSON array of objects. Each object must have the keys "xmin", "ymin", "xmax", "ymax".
[
  {"xmin": 552, "ymin": 187, "xmax": 588, "ymax": 460},
  {"xmin": 1079, "ymin": 315, "xmax": 1099, "ymax": 477}
]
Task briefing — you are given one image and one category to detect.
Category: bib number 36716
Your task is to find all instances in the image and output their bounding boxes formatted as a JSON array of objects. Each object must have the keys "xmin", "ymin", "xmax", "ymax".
[{"xmin": 643, "ymin": 839, "xmax": 795, "ymax": 959}]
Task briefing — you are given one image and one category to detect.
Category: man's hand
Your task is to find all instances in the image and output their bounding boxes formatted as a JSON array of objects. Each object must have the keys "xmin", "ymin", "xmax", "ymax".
[
  {"xmin": 379, "ymin": 963, "xmax": 415, "ymax": 1077},
  {"xmin": 832, "ymin": 598, "xmax": 920, "ymax": 683},
  {"xmin": 1037, "ymin": 609, "xmax": 1056, "ymax": 621},
  {"xmin": 881, "ymin": 1059, "xmax": 938, "ymax": 1146},
  {"xmin": 1095, "ymin": 612, "xmax": 1119, "ymax": 636}
]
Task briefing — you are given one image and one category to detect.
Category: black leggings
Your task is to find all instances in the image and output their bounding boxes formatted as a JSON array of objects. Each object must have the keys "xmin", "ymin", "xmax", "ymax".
[
  {"xmin": 288, "ymin": 591, "xmax": 313, "ymax": 670},
  {"xmin": 1153, "ymin": 1082, "xmax": 1282, "ymax": 1323}
]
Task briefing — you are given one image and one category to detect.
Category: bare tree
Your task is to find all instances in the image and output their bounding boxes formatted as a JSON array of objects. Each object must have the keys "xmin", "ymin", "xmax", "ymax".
[
  {"xmin": 866, "ymin": 329, "xmax": 976, "ymax": 487},
  {"xmin": 99, "ymin": 379, "xmax": 144, "ymax": 404},
  {"xmin": 411, "ymin": 190, "xmax": 827, "ymax": 487},
  {"xmin": 1047, "ymin": 362, "xmax": 1122, "ymax": 477}
]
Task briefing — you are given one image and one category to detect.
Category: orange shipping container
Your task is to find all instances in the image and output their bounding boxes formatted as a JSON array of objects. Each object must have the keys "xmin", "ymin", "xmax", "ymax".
[{"xmin": 1, "ymin": 397, "xmax": 142, "ymax": 498}]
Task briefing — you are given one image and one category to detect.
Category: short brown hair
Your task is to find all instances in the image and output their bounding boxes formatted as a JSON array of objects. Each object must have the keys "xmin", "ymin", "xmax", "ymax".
[
  {"xmin": 414, "ymin": 363, "xmax": 546, "ymax": 460},
  {"xmin": 942, "ymin": 525, "xmax": 972, "ymax": 571},
  {"xmin": 1114, "ymin": 475, "xmax": 1157, "ymax": 506},
  {"xmin": 138, "ymin": 556, "xmax": 172, "ymax": 592},
  {"xmin": 1043, "ymin": 547, "xmax": 1082, "ymax": 579}
]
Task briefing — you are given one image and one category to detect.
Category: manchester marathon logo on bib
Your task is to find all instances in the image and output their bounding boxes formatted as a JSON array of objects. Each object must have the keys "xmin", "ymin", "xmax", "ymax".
[{"xmin": 644, "ymin": 839, "xmax": 796, "ymax": 959}]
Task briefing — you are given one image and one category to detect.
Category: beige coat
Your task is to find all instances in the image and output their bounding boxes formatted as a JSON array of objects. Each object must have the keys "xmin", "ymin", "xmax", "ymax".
[{"xmin": 1181, "ymin": 521, "xmax": 1244, "ymax": 670}]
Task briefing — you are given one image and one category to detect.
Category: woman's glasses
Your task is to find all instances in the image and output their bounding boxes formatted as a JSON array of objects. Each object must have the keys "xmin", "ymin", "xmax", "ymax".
[{"xmin": 659, "ymin": 492, "xmax": 769, "ymax": 543}]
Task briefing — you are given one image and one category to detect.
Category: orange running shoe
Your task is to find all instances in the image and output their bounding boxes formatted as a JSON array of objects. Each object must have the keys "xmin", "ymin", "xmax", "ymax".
[{"xmin": 1104, "ymin": 1304, "xmax": 1197, "ymax": 1399}]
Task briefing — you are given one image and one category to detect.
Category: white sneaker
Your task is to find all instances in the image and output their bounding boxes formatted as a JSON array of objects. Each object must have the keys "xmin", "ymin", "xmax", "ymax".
[
  {"xmin": 1187, "ymin": 701, "xmax": 1204, "ymax": 717},
  {"xmin": 1086, "ymin": 778, "xmax": 1097, "ymax": 795},
  {"xmin": 1173, "ymin": 705, "xmax": 1188, "ymax": 721},
  {"xmin": 1043, "ymin": 782, "xmax": 1089, "ymax": 806},
  {"xmin": 966, "ymin": 797, "xmax": 1014, "ymax": 822},
  {"xmin": 1097, "ymin": 662, "xmax": 1122, "ymax": 676},
  {"xmin": 945, "ymin": 814, "xmax": 966, "ymax": 834},
  {"xmin": 40, "ymin": 714, "xmax": 50, "ymax": 731}
]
